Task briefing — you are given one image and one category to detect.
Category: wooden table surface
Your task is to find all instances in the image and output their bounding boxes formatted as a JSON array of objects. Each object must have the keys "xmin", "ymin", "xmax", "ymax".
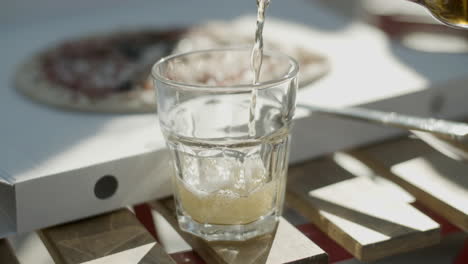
[
  {"xmin": 287, "ymin": 156, "xmax": 440, "ymax": 262},
  {"xmin": 38, "ymin": 209, "xmax": 174, "ymax": 264},
  {"xmin": 0, "ymin": 239, "xmax": 19, "ymax": 264},
  {"xmin": 350, "ymin": 137, "xmax": 468, "ymax": 231},
  {"xmin": 151, "ymin": 198, "xmax": 328, "ymax": 264}
]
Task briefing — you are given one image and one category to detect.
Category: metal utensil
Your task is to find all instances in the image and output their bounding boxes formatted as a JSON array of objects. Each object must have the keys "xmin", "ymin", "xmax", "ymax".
[{"xmin": 298, "ymin": 104, "xmax": 468, "ymax": 161}]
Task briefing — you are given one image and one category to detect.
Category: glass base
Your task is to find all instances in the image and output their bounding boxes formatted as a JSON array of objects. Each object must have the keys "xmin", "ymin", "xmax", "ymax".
[{"xmin": 177, "ymin": 212, "xmax": 278, "ymax": 241}]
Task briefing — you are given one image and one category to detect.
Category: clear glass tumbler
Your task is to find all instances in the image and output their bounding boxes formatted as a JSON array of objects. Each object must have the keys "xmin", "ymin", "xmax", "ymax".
[{"xmin": 152, "ymin": 47, "xmax": 298, "ymax": 241}]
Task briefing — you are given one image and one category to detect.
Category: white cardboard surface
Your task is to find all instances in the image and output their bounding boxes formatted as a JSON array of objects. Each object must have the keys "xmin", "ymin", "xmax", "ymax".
[{"xmin": 1, "ymin": 0, "xmax": 468, "ymax": 238}]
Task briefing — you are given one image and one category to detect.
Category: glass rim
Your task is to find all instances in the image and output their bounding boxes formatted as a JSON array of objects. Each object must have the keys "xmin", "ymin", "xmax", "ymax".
[{"xmin": 151, "ymin": 46, "xmax": 299, "ymax": 93}]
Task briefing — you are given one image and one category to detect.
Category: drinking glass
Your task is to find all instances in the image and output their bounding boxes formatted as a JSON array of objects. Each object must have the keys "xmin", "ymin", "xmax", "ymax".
[{"xmin": 152, "ymin": 47, "xmax": 298, "ymax": 241}]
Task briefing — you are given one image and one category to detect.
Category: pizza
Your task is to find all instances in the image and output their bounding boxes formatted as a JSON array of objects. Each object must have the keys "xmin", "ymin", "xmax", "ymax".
[
  {"xmin": 15, "ymin": 22, "xmax": 329, "ymax": 113},
  {"xmin": 174, "ymin": 21, "xmax": 330, "ymax": 87},
  {"xmin": 15, "ymin": 29, "xmax": 186, "ymax": 113}
]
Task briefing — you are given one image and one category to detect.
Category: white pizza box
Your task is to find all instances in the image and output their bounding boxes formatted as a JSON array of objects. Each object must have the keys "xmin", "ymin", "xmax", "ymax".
[{"xmin": 1, "ymin": 0, "xmax": 468, "ymax": 238}]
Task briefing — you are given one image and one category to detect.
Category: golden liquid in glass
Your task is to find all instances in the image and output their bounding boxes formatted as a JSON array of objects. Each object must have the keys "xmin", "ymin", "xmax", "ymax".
[{"xmin": 176, "ymin": 176, "xmax": 277, "ymax": 225}]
